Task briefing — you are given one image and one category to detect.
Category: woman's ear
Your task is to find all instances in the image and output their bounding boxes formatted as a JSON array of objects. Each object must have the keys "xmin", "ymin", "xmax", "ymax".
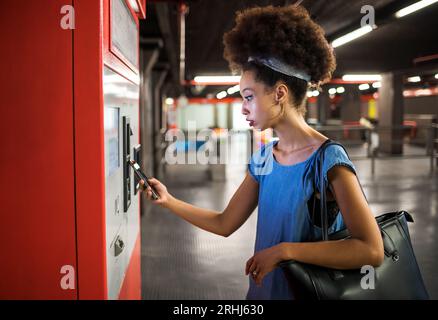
[{"xmin": 275, "ymin": 83, "xmax": 289, "ymax": 103}]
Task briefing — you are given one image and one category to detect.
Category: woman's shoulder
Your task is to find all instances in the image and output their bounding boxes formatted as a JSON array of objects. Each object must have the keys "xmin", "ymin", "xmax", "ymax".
[
  {"xmin": 322, "ymin": 142, "xmax": 350, "ymax": 160},
  {"xmin": 320, "ymin": 142, "xmax": 356, "ymax": 177}
]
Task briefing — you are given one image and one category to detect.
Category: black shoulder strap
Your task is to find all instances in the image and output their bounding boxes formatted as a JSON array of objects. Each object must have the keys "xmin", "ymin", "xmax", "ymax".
[{"xmin": 315, "ymin": 139, "xmax": 368, "ymax": 240}]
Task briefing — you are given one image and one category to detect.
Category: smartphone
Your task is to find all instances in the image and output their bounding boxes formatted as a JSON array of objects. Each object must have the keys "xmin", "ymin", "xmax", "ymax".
[{"xmin": 128, "ymin": 159, "xmax": 160, "ymax": 200}]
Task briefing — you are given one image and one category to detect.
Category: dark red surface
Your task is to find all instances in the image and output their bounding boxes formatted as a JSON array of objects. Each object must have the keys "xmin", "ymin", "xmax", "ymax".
[
  {"xmin": 0, "ymin": 1, "xmax": 77, "ymax": 299},
  {"xmin": 0, "ymin": 0, "xmax": 142, "ymax": 299}
]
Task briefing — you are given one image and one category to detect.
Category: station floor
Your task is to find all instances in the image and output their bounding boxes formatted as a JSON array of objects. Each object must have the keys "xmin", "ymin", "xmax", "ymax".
[{"xmin": 141, "ymin": 145, "xmax": 438, "ymax": 299}]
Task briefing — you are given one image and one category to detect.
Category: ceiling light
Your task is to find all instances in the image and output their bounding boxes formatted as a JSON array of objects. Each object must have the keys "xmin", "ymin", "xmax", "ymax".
[
  {"xmin": 328, "ymin": 88, "xmax": 337, "ymax": 95},
  {"xmin": 194, "ymin": 76, "xmax": 240, "ymax": 84},
  {"xmin": 332, "ymin": 25, "xmax": 373, "ymax": 48},
  {"xmin": 307, "ymin": 91, "xmax": 313, "ymax": 98},
  {"xmin": 312, "ymin": 90, "xmax": 320, "ymax": 97},
  {"xmin": 337, "ymin": 87, "xmax": 345, "ymax": 94},
  {"xmin": 358, "ymin": 84, "xmax": 370, "ymax": 91},
  {"xmin": 372, "ymin": 82, "xmax": 381, "ymax": 88},
  {"xmin": 216, "ymin": 91, "xmax": 227, "ymax": 99},
  {"xmin": 435, "ymin": 74, "xmax": 438, "ymax": 79},
  {"xmin": 395, "ymin": 0, "xmax": 438, "ymax": 18},
  {"xmin": 165, "ymin": 98, "xmax": 174, "ymax": 105},
  {"xmin": 407, "ymin": 76, "xmax": 421, "ymax": 83},
  {"xmin": 227, "ymin": 85, "xmax": 240, "ymax": 95},
  {"xmin": 342, "ymin": 74, "xmax": 382, "ymax": 82}
]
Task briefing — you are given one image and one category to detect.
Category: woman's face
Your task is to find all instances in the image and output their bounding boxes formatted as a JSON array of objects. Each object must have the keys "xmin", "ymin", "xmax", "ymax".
[{"xmin": 239, "ymin": 70, "xmax": 280, "ymax": 131}]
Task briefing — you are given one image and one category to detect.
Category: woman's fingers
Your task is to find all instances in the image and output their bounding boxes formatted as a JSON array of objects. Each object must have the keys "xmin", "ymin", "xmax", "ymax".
[
  {"xmin": 246, "ymin": 258, "xmax": 265, "ymax": 286},
  {"xmin": 147, "ymin": 178, "xmax": 161, "ymax": 189},
  {"xmin": 148, "ymin": 178, "xmax": 164, "ymax": 193},
  {"xmin": 139, "ymin": 177, "xmax": 167, "ymax": 205},
  {"xmin": 248, "ymin": 260, "xmax": 257, "ymax": 275},
  {"xmin": 255, "ymin": 271, "xmax": 264, "ymax": 286},
  {"xmin": 140, "ymin": 180, "xmax": 152, "ymax": 200},
  {"xmin": 245, "ymin": 257, "xmax": 254, "ymax": 275}
]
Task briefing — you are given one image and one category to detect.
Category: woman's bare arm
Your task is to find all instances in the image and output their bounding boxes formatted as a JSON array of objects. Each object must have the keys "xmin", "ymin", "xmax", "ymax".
[
  {"xmin": 279, "ymin": 165, "xmax": 384, "ymax": 269},
  {"xmin": 143, "ymin": 173, "xmax": 259, "ymax": 237}
]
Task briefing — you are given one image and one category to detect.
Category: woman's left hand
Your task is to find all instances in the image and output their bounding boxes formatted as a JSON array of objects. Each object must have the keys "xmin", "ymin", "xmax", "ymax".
[{"xmin": 245, "ymin": 244, "xmax": 285, "ymax": 286}]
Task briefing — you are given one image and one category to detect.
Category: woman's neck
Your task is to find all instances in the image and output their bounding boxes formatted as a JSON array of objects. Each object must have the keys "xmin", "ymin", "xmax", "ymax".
[{"xmin": 272, "ymin": 109, "xmax": 326, "ymax": 152}]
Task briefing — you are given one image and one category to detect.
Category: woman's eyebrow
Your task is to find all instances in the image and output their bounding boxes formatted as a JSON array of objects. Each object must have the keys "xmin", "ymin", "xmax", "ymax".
[{"xmin": 241, "ymin": 88, "xmax": 253, "ymax": 94}]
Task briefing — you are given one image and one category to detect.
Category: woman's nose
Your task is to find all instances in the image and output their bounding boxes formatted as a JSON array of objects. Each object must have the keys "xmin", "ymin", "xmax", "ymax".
[{"xmin": 241, "ymin": 104, "xmax": 249, "ymax": 115}]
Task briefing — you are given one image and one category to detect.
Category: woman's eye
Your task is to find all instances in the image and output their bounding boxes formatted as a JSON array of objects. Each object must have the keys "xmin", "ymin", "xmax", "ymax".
[{"xmin": 244, "ymin": 95, "xmax": 253, "ymax": 101}]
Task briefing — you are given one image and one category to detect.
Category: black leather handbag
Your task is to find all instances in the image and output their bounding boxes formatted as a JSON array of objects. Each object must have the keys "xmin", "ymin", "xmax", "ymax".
[{"xmin": 279, "ymin": 140, "xmax": 429, "ymax": 300}]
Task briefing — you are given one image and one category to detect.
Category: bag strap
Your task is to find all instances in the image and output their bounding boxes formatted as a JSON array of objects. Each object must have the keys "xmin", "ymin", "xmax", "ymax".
[{"xmin": 314, "ymin": 139, "xmax": 368, "ymax": 240}]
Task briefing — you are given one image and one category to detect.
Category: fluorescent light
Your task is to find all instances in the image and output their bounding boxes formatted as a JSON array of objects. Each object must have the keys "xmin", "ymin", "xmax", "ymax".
[
  {"xmin": 415, "ymin": 89, "xmax": 432, "ymax": 96},
  {"xmin": 359, "ymin": 84, "xmax": 370, "ymax": 91},
  {"xmin": 435, "ymin": 74, "xmax": 438, "ymax": 79},
  {"xmin": 332, "ymin": 25, "xmax": 373, "ymax": 48},
  {"xmin": 337, "ymin": 87, "xmax": 345, "ymax": 94},
  {"xmin": 372, "ymin": 82, "xmax": 381, "ymax": 88},
  {"xmin": 328, "ymin": 88, "xmax": 337, "ymax": 95},
  {"xmin": 194, "ymin": 76, "xmax": 240, "ymax": 84},
  {"xmin": 216, "ymin": 91, "xmax": 227, "ymax": 99},
  {"xmin": 407, "ymin": 76, "xmax": 421, "ymax": 83},
  {"xmin": 165, "ymin": 98, "xmax": 174, "ymax": 105},
  {"xmin": 342, "ymin": 74, "xmax": 382, "ymax": 82},
  {"xmin": 227, "ymin": 85, "xmax": 240, "ymax": 95},
  {"xmin": 395, "ymin": 0, "xmax": 438, "ymax": 18},
  {"xmin": 307, "ymin": 90, "xmax": 320, "ymax": 98}
]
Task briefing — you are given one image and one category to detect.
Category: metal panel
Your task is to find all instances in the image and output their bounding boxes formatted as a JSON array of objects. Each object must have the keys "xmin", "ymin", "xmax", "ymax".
[{"xmin": 103, "ymin": 67, "xmax": 140, "ymax": 299}]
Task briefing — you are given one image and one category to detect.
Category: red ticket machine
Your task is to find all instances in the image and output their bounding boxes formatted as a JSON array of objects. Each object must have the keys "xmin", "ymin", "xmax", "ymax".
[{"xmin": 0, "ymin": 0, "xmax": 146, "ymax": 299}]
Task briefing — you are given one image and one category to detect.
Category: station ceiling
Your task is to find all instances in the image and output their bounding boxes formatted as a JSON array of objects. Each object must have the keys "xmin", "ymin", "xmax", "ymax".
[{"xmin": 141, "ymin": 0, "xmax": 438, "ymax": 96}]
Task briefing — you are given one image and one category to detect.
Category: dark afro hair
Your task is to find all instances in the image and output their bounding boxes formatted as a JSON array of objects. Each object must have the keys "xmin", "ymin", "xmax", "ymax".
[{"xmin": 223, "ymin": 5, "xmax": 336, "ymax": 111}]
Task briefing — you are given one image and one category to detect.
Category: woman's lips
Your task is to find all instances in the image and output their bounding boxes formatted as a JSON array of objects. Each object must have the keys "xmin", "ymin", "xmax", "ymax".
[{"xmin": 247, "ymin": 120, "xmax": 255, "ymax": 126}]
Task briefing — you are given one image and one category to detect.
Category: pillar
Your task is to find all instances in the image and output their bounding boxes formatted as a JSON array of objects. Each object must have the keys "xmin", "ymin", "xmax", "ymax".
[{"xmin": 378, "ymin": 72, "xmax": 404, "ymax": 154}]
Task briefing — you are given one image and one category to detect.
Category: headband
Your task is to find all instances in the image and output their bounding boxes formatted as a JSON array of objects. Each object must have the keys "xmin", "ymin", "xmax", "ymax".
[{"xmin": 248, "ymin": 56, "xmax": 311, "ymax": 82}]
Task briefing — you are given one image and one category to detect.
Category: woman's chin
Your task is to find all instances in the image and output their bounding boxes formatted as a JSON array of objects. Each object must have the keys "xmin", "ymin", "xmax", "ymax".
[
  {"xmin": 254, "ymin": 124, "xmax": 267, "ymax": 131},
  {"xmin": 251, "ymin": 122, "xmax": 261, "ymax": 130}
]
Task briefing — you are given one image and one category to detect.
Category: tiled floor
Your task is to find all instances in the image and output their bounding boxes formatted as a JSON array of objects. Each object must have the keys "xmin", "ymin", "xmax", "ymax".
[{"xmin": 141, "ymin": 145, "xmax": 438, "ymax": 299}]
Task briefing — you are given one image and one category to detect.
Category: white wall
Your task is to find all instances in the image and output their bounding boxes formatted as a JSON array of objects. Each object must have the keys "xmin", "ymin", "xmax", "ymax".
[
  {"xmin": 232, "ymin": 102, "xmax": 250, "ymax": 129},
  {"xmin": 177, "ymin": 103, "xmax": 215, "ymax": 130}
]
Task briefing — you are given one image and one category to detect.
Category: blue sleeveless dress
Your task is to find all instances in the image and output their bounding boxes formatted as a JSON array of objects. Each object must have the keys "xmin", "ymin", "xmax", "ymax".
[{"xmin": 246, "ymin": 140, "xmax": 356, "ymax": 300}]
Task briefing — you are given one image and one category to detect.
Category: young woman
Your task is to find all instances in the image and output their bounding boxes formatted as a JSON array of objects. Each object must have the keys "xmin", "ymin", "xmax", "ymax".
[{"xmin": 141, "ymin": 5, "xmax": 384, "ymax": 300}]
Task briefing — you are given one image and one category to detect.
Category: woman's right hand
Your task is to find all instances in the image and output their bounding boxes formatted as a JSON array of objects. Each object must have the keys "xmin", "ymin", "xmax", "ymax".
[{"xmin": 140, "ymin": 178, "xmax": 173, "ymax": 207}]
